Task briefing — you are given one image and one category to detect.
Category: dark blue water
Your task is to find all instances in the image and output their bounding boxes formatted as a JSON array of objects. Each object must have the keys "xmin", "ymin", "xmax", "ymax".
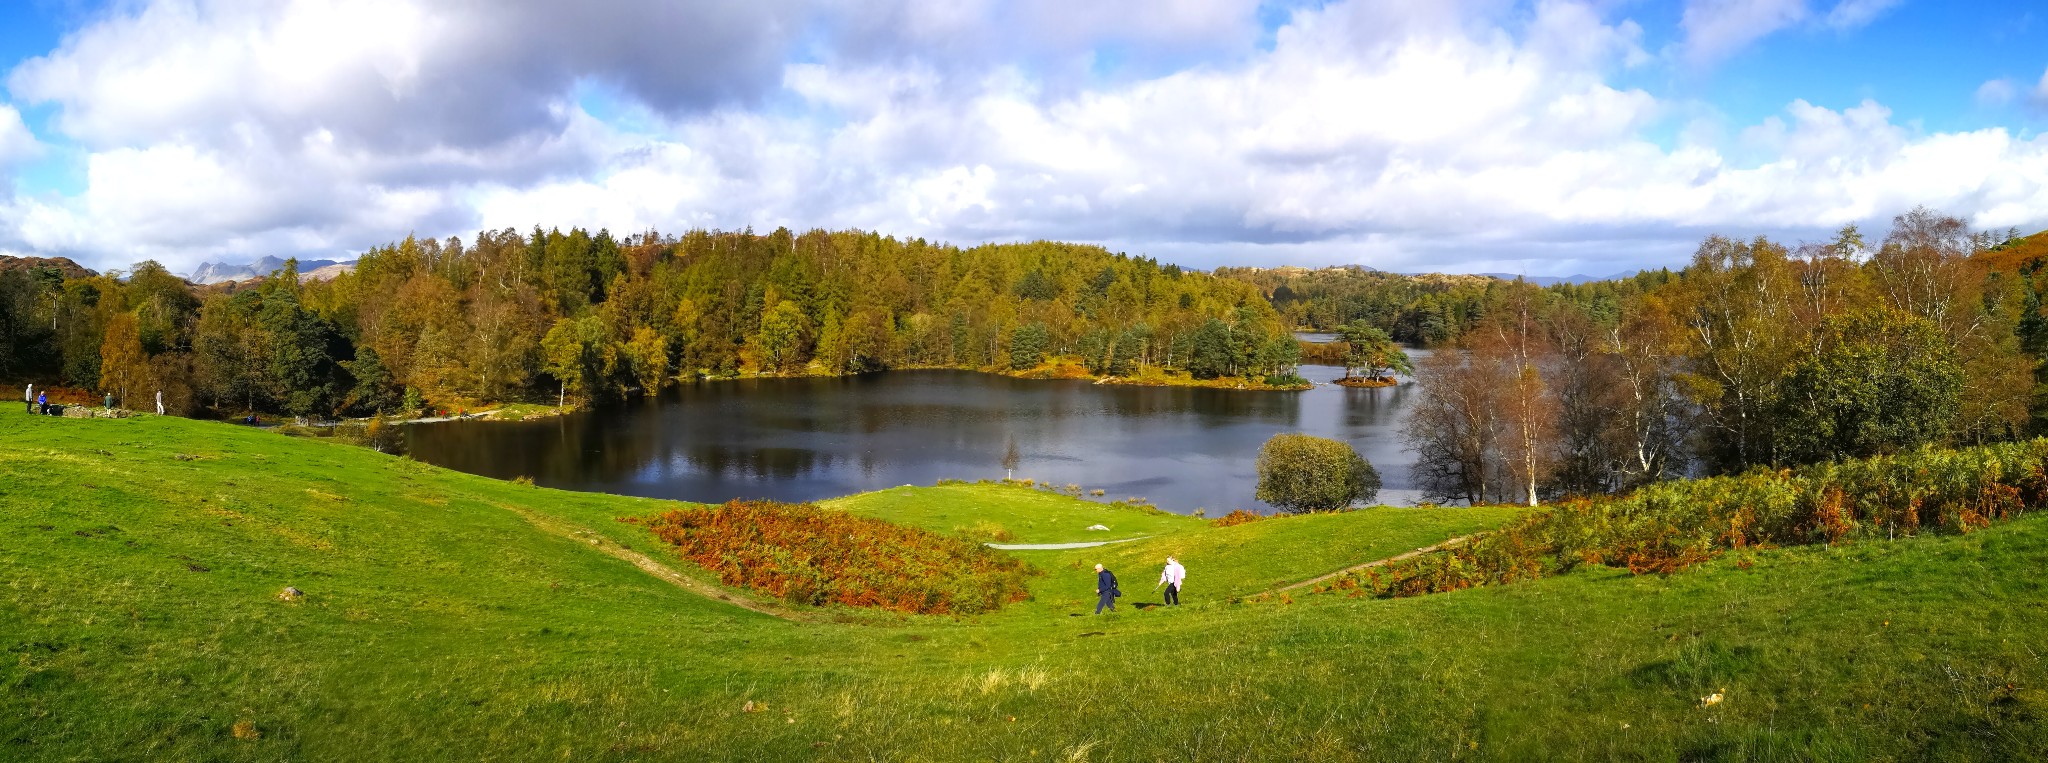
[{"xmin": 405, "ymin": 355, "xmax": 1429, "ymax": 514}]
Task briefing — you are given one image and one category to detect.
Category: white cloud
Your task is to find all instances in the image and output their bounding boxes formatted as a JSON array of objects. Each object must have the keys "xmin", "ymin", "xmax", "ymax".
[
  {"xmin": 2, "ymin": 0, "xmax": 2043, "ymax": 278},
  {"xmin": 469, "ymin": 0, "xmax": 2048, "ymax": 275},
  {"xmin": 1978, "ymin": 78, "xmax": 2018, "ymax": 107},
  {"xmin": 7, "ymin": 0, "xmax": 802, "ymax": 155},
  {"xmin": 1679, "ymin": 0, "xmax": 1900, "ymax": 65},
  {"xmin": 1822, "ymin": 0, "xmax": 1903, "ymax": 30},
  {"xmin": 0, "ymin": 104, "xmax": 41, "ymax": 169},
  {"xmin": 1681, "ymin": 0, "xmax": 1809, "ymax": 65}
]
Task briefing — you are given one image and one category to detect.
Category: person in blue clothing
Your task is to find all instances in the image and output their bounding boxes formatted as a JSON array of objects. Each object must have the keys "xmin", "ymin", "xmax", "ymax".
[
  {"xmin": 36, "ymin": 391, "xmax": 48, "ymax": 415},
  {"xmin": 1094, "ymin": 563, "xmax": 1120, "ymax": 614}
]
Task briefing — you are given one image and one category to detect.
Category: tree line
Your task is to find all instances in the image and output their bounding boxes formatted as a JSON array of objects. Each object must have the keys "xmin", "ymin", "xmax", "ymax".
[
  {"xmin": 0, "ymin": 227, "xmax": 1298, "ymax": 418},
  {"xmin": 1391, "ymin": 209, "xmax": 2045, "ymax": 505}
]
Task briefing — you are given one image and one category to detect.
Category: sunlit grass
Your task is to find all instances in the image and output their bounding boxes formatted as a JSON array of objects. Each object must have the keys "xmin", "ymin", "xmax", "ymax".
[{"xmin": 4, "ymin": 411, "xmax": 2044, "ymax": 760}]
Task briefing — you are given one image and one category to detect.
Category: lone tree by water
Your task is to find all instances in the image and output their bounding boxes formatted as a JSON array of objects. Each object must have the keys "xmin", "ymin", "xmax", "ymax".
[
  {"xmin": 1336, "ymin": 321, "xmax": 1411, "ymax": 382},
  {"xmin": 1255, "ymin": 433, "xmax": 1380, "ymax": 513}
]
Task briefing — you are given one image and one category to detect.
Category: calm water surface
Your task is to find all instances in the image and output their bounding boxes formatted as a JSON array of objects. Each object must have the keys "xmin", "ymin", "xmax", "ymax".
[{"xmin": 406, "ymin": 352, "xmax": 1430, "ymax": 514}]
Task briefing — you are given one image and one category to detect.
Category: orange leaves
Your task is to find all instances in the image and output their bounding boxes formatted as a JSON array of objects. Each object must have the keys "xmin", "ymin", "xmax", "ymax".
[
  {"xmin": 1316, "ymin": 439, "xmax": 2048, "ymax": 601},
  {"xmin": 625, "ymin": 500, "xmax": 1035, "ymax": 615},
  {"xmin": 1210, "ymin": 509, "xmax": 1265, "ymax": 528}
]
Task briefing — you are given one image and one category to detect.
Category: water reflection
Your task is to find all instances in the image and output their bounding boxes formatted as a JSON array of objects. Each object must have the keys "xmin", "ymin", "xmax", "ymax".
[{"xmin": 407, "ymin": 352, "xmax": 1432, "ymax": 514}]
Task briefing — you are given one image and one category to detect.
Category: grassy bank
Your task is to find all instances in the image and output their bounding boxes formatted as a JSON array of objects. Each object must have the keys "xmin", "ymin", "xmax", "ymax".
[{"xmin": 4, "ymin": 412, "xmax": 2046, "ymax": 760}]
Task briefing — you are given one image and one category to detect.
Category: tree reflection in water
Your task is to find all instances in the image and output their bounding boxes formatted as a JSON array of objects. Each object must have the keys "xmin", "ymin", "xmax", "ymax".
[{"xmin": 407, "ymin": 356, "xmax": 1431, "ymax": 513}]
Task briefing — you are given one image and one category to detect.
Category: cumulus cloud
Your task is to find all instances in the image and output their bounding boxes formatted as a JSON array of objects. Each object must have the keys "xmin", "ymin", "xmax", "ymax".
[
  {"xmin": 8, "ymin": 0, "xmax": 800, "ymax": 155},
  {"xmin": 2, "ymin": 0, "xmax": 807, "ymax": 270},
  {"xmin": 0, "ymin": 103, "xmax": 41, "ymax": 169},
  {"xmin": 2, "ymin": 0, "xmax": 2043, "ymax": 278},
  {"xmin": 469, "ymin": 0, "xmax": 2048, "ymax": 276}
]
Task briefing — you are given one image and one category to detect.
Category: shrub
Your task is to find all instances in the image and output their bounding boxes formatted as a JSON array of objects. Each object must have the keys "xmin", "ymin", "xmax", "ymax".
[
  {"xmin": 1211, "ymin": 509, "xmax": 1264, "ymax": 527},
  {"xmin": 1255, "ymin": 433, "xmax": 1380, "ymax": 512},
  {"xmin": 625, "ymin": 500, "xmax": 1037, "ymax": 614}
]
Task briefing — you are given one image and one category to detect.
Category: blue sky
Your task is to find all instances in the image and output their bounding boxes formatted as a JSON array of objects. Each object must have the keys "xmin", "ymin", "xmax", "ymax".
[{"xmin": 0, "ymin": 0, "xmax": 2044, "ymax": 276}]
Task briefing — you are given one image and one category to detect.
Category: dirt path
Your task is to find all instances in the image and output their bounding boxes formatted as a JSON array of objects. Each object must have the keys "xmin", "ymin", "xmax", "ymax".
[
  {"xmin": 987, "ymin": 536, "xmax": 1151, "ymax": 550},
  {"xmin": 492, "ymin": 502, "xmax": 800, "ymax": 621},
  {"xmin": 1265, "ymin": 534, "xmax": 1481, "ymax": 595}
]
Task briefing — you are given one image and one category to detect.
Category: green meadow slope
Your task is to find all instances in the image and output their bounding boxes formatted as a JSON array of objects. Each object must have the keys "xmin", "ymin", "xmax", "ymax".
[{"xmin": 4, "ymin": 413, "xmax": 2046, "ymax": 761}]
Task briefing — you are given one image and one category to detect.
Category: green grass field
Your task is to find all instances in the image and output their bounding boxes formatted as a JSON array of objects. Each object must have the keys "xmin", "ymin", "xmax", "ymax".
[{"xmin": 4, "ymin": 412, "xmax": 2046, "ymax": 760}]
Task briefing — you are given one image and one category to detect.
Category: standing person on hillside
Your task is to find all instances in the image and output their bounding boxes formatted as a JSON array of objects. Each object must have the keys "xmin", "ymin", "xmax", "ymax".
[
  {"xmin": 24, "ymin": 384, "xmax": 32, "ymax": 414},
  {"xmin": 1094, "ymin": 564, "xmax": 1120, "ymax": 614},
  {"xmin": 1157, "ymin": 556, "xmax": 1186, "ymax": 606}
]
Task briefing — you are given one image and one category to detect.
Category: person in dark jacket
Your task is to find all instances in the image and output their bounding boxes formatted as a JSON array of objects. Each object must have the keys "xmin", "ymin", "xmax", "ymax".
[{"xmin": 1094, "ymin": 564, "xmax": 1120, "ymax": 614}]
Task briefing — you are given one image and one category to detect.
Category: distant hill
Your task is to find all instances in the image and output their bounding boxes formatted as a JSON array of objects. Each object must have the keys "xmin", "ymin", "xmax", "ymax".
[
  {"xmin": 186, "ymin": 255, "xmax": 343, "ymax": 284},
  {"xmin": 0, "ymin": 254, "xmax": 95, "ymax": 280},
  {"xmin": 1974, "ymin": 230, "xmax": 2048, "ymax": 273}
]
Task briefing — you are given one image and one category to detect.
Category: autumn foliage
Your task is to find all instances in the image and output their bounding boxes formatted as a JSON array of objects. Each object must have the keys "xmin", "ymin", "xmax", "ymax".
[
  {"xmin": 1210, "ymin": 509, "xmax": 1266, "ymax": 527},
  {"xmin": 1315, "ymin": 438, "xmax": 2048, "ymax": 600},
  {"xmin": 625, "ymin": 500, "xmax": 1036, "ymax": 614}
]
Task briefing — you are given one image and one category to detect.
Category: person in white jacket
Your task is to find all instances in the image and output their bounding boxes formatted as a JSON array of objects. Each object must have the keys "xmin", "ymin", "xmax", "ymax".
[{"xmin": 1157, "ymin": 556, "xmax": 1186, "ymax": 606}]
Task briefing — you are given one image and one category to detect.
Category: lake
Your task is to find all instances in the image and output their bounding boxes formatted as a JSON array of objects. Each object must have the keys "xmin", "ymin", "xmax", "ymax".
[{"xmin": 405, "ymin": 353, "xmax": 1430, "ymax": 514}]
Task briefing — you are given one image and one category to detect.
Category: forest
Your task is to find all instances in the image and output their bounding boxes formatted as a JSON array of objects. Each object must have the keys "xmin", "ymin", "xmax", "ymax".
[
  {"xmin": 1377, "ymin": 209, "xmax": 2048, "ymax": 505},
  {"xmin": 0, "ymin": 228, "xmax": 1299, "ymax": 418},
  {"xmin": 7, "ymin": 208, "xmax": 2045, "ymax": 511}
]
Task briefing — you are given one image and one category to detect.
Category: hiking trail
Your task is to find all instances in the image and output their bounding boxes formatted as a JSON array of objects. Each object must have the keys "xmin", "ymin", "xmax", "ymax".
[
  {"xmin": 1266, "ymin": 534, "xmax": 1483, "ymax": 594},
  {"xmin": 987, "ymin": 536, "xmax": 1152, "ymax": 550},
  {"xmin": 492, "ymin": 502, "xmax": 801, "ymax": 621}
]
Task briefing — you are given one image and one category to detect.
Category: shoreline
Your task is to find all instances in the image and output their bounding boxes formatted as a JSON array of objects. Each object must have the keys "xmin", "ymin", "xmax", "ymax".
[
  {"xmin": 387, "ymin": 361, "xmax": 1319, "ymax": 429},
  {"xmin": 693, "ymin": 360, "xmax": 1315, "ymax": 393}
]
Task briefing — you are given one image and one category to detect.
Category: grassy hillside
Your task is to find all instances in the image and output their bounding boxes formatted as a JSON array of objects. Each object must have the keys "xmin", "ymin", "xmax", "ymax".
[{"xmin": 5, "ymin": 412, "xmax": 2047, "ymax": 760}]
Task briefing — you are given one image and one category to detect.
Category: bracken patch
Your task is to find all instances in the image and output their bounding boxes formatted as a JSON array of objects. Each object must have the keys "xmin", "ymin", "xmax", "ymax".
[
  {"xmin": 1318, "ymin": 439, "xmax": 2048, "ymax": 600},
  {"xmin": 625, "ymin": 500, "xmax": 1037, "ymax": 614}
]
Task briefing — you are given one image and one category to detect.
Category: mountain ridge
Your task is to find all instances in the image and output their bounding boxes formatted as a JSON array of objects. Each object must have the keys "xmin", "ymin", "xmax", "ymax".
[{"xmin": 187, "ymin": 255, "xmax": 346, "ymax": 284}]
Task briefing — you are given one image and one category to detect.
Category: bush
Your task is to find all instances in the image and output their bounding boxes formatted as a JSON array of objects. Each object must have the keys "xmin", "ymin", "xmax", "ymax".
[
  {"xmin": 1318, "ymin": 439, "xmax": 2048, "ymax": 599},
  {"xmin": 626, "ymin": 500, "xmax": 1038, "ymax": 614},
  {"xmin": 1255, "ymin": 433, "xmax": 1380, "ymax": 512},
  {"xmin": 1262, "ymin": 373, "xmax": 1310, "ymax": 388},
  {"xmin": 1211, "ymin": 509, "xmax": 1265, "ymax": 527}
]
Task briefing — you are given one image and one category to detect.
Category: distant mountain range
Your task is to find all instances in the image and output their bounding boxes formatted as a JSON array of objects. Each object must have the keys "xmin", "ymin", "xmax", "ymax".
[
  {"xmin": 1476, "ymin": 271, "xmax": 1639, "ymax": 286},
  {"xmin": 187, "ymin": 256, "xmax": 352, "ymax": 284}
]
